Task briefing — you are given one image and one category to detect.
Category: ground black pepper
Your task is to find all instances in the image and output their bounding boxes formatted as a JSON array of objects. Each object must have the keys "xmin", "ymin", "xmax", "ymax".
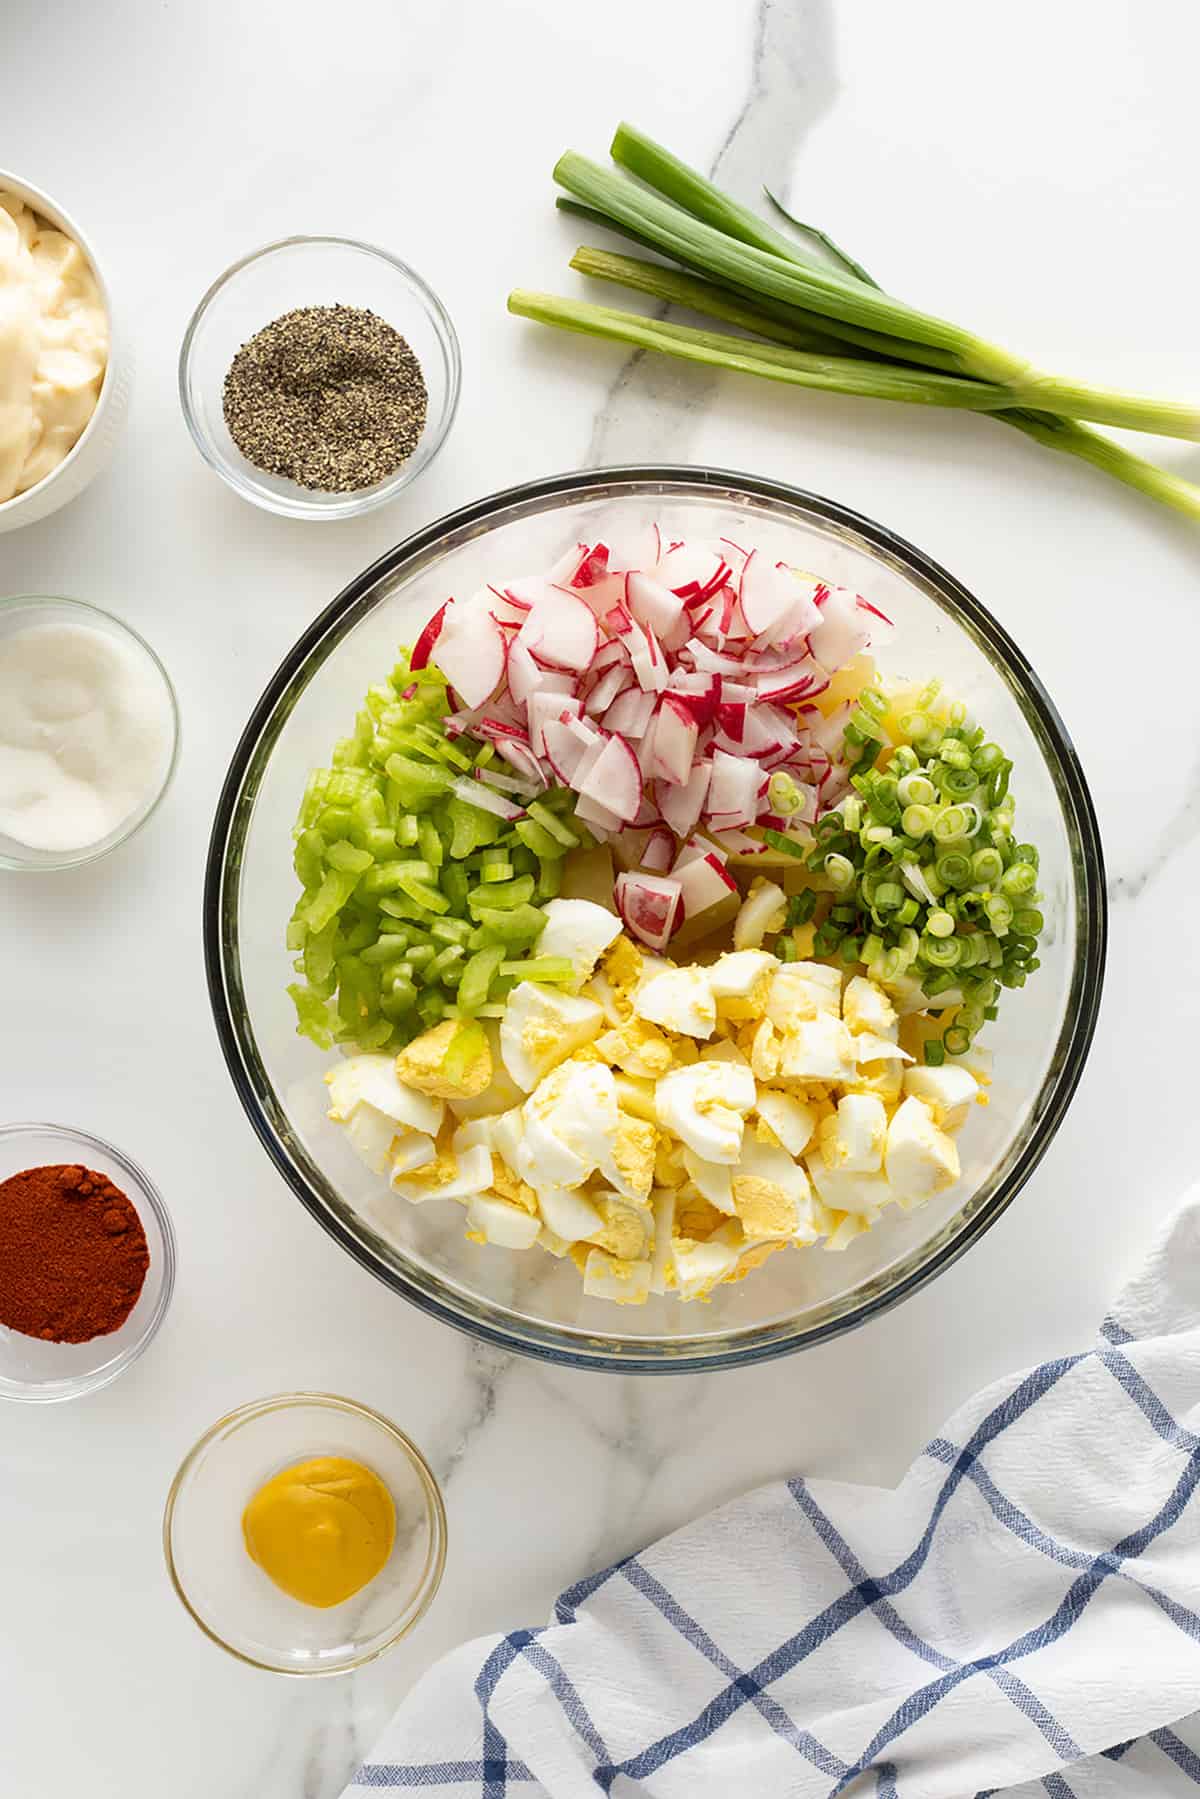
[{"xmin": 222, "ymin": 304, "xmax": 428, "ymax": 493}]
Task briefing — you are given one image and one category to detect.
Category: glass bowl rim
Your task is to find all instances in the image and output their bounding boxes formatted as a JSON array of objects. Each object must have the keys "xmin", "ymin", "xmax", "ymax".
[
  {"xmin": 0, "ymin": 594, "xmax": 180, "ymax": 872},
  {"xmin": 0, "ymin": 1119, "xmax": 177, "ymax": 1402},
  {"xmin": 177, "ymin": 233, "xmax": 463, "ymax": 522},
  {"xmin": 203, "ymin": 463, "xmax": 1107, "ymax": 1373},
  {"xmin": 161, "ymin": 1388, "xmax": 449, "ymax": 1675}
]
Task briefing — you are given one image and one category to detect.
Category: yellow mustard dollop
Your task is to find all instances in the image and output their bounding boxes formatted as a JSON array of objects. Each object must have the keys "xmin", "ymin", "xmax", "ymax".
[{"xmin": 242, "ymin": 1456, "xmax": 395, "ymax": 1609}]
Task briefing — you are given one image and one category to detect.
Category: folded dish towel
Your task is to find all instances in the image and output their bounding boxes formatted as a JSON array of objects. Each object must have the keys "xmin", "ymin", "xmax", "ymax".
[{"xmin": 344, "ymin": 1196, "xmax": 1200, "ymax": 1797}]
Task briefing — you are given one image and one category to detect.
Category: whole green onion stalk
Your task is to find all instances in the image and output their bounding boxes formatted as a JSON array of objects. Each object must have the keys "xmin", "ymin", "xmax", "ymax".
[{"xmin": 507, "ymin": 123, "xmax": 1200, "ymax": 521}]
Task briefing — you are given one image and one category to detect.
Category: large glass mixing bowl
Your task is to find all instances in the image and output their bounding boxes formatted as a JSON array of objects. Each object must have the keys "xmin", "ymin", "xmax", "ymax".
[{"xmin": 204, "ymin": 468, "xmax": 1105, "ymax": 1372}]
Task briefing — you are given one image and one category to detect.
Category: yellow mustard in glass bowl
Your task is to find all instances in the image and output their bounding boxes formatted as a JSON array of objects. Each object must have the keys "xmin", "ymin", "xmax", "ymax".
[{"xmin": 242, "ymin": 1455, "xmax": 395, "ymax": 1609}]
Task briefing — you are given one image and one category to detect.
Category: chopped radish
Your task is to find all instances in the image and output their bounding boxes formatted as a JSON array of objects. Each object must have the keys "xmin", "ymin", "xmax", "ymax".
[
  {"xmin": 627, "ymin": 620, "xmax": 668, "ymax": 693},
  {"xmin": 739, "ymin": 551, "xmax": 802, "ymax": 640},
  {"xmin": 706, "ymin": 751, "xmax": 761, "ymax": 827},
  {"xmin": 541, "ymin": 717, "xmax": 590, "ymax": 785},
  {"xmin": 570, "ymin": 542, "xmax": 609, "ymax": 588},
  {"xmin": 577, "ymin": 733, "xmax": 643, "ymax": 824},
  {"xmin": 527, "ymin": 691, "xmax": 582, "ymax": 759},
  {"xmin": 604, "ymin": 687, "xmax": 657, "ymax": 739},
  {"xmin": 575, "ymin": 790, "xmax": 623, "ymax": 833},
  {"xmin": 641, "ymin": 826, "xmax": 675, "ymax": 874},
  {"xmin": 410, "ymin": 601, "xmax": 448, "ymax": 670},
  {"xmin": 754, "ymin": 657, "xmax": 822, "ymax": 706},
  {"xmin": 570, "ymin": 730, "xmax": 610, "ymax": 795},
  {"xmin": 588, "ymin": 637, "xmax": 630, "ymax": 678},
  {"xmin": 505, "ymin": 640, "xmax": 543, "ymax": 707},
  {"xmin": 452, "ymin": 777, "xmax": 522, "ymax": 820},
  {"xmin": 603, "ymin": 520, "xmax": 662, "ymax": 572},
  {"xmin": 512, "ymin": 584, "xmax": 599, "ymax": 671},
  {"xmin": 585, "ymin": 662, "xmax": 634, "ymax": 716},
  {"xmin": 434, "ymin": 618, "xmax": 505, "ymax": 709},
  {"xmin": 671, "ymin": 834, "xmax": 726, "ymax": 873},
  {"xmin": 677, "ymin": 852, "xmax": 738, "ymax": 918},
  {"xmin": 495, "ymin": 739, "xmax": 547, "ymax": 788},
  {"xmin": 769, "ymin": 575, "xmax": 824, "ymax": 647},
  {"xmin": 615, "ymin": 872, "xmax": 682, "ymax": 950},
  {"xmin": 655, "ymin": 541, "xmax": 730, "ymax": 605},
  {"xmin": 650, "ymin": 694, "xmax": 699, "ymax": 786},
  {"xmin": 657, "ymin": 763, "xmax": 710, "ymax": 840},
  {"xmin": 626, "ymin": 571, "xmax": 686, "ymax": 648},
  {"xmin": 809, "ymin": 585, "xmax": 873, "ymax": 670},
  {"xmin": 708, "ymin": 825, "xmax": 764, "ymax": 853}
]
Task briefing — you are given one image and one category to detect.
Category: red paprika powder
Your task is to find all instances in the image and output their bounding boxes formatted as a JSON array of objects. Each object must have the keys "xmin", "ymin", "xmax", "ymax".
[{"xmin": 0, "ymin": 1163, "xmax": 150, "ymax": 1343}]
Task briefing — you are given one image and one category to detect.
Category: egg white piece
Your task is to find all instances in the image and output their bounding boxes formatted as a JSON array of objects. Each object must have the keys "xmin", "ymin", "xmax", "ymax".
[
  {"xmin": 649, "ymin": 1188, "xmax": 677, "ymax": 1294},
  {"xmin": 766, "ymin": 961, "xmax": 842, "ymax": 1028},
  {"xmin": 733, "ymin": 881, "xmax": 786, "ymax": 949},
  {"xmin": 536, "ymin": 1182, "xmax": 604, "ymax": 1242},
  {"xmin": 698, "ymin": 1038, "xmax": 751, "ymax": 1067},
  {"xmin": 841, "ymin": 975, "xmax": 898, "ymax": 1037},
  {"xmin": 821, "ymin": 1093, "xmax": 887, "ymax": 1173},
  {"xmin": 326, "ymin": 1054, "xmax": 444, "ymax": 1135},
  {"xmin": 850, "ymin": 1031, "xmax": 912, "ymax": 1064},
  {"xmin": 500, "ymin": 982, "xmax": 605, "ymax": 1091},
  {"xmin": 806, "ymin": 1156, "xmax": 893, "ymax": 1217},
  {"xmin": 672, "ymin": 1225, "xmax": 744, "ymax": 1300},
  {"xmin": 681, "ymin": 1146, "xmax": 736, "ymax": 1214},
  {"xmin": 633, "ymin": 966, "xmax": 717, "ymax": 1039},
  {"xmin": 705, "ymin": 949, "xmax": 776, "ymax": 1001},
  {"xmin": 392, "ymin": 1142, "xmax": 492, "ymax": 1203},
  {"xmin": 779, "ymin": 1014, "xmax": 857, "ymax": 1082},
  {"xmin": 656, "ymin": 1061, "xmax": 755, "ymax": 1163},
  {"xmin": 467, "ymin": 1192, "xmax": 541, "ymax": 1249},
  {"xmin": 342, "ymin": 1102, "xmax": 397, "ymax": 1174},
  {"xmin": 902, "ymin": 1063, "xmax": 979, "ymax": 1132},
  {"xmin": 733, "ymin": 1137, "xmax": 814, "ymax": 1240},
  {"xmin": 754, "ymin": 1089, "xmax": 817, "ymax": 1157},
  {"xmin": 582, "ymin": 1249, "xmax": 652, "ymax": 1305},
  {"xmin": 389, "ymin": 1130, "xmax": 438, "ymax": 1175},
  {"xmin": 534, "ymin": 898, "xmax": 622, "ymax": 984},
  {"xmin": 452, "ymin": 1115, "xmax": 499, "ymax": 1155},
  {"xmin": 884, "ymin": 1096, "xmax": 960, "ymax": 1200}
]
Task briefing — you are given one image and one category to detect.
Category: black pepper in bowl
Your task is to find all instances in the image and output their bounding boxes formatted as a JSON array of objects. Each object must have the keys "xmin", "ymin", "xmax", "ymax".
[{"xmin": 222, "ymin": 304, "xmax": 428, "ymax": 493}]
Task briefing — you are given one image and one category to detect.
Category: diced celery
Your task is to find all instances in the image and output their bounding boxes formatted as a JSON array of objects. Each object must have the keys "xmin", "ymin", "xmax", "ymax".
[
  {"xmin": 317, "ymin": 806, "xmax": 355, "ymax": 840},
  {"xmin": 440, "ymin": 863, "xmax": 470, "ymax": 914},
  {"xmin": 458, "ymin": 944, "xmax": 506, "ymax": 1013},
  {"xmin": 470, "ymin": 903, "xmax": 546, "ymax": 946},
  {"xmin": 535, "ymin": 857, "xmax": 563, "ymax": 901},
  {"xmin": 500, "ymin": 956, "xmax": 575, "ymax": 984},
  {"xmin": 417, "ymin": 989, "xmax": 446, "ymax": 1025},
  {"xmin": 443, "ymin": 1020, "xmax": 487, "ymax": 1084},
  {"xmin": 394, "ymin": 812, "xmax": 420, "ymax": 847},
  {"xmin": 396, "ymin": 870, "xmax": 450, "ymax": 914},
  {"xmin": 515, "ymin": 817, "xmax": 565, "ymax": 859},
  {"xmin": 360, "ymin": 933, "xmax": 411, "ymax": 964},
  {"xmin": 431, "ymin": 916, "xmax": 472, "ymax": 946},
  {"xmin": 361, "ymin": 826, "xmax": 398, "ymax": 858},
  {"xmin": 418, "ymin": 816, "xmax": 444, "ymax": 868},
  {"xmin": 288, "ymin": 983, "xmax": 334, "ymax": 1047},
  {"xmin": 326, "ymin": 839, "xmax": 373, "ymax": 875},
  {"xmin": 510, "ymin": 845, "xmax": 536, "ymax": 877},
  {"xmin": 527, "ymin": 799, "xmax": 580, "ymax": 847},
  {"xmin": 286, "ymin": 909, "xmax": 308, "ymax": 953},
  {"xmin": 297, "ymin": 770, "xmax": 332, "ymax": 830},
  {"xmin": 305, "ymin": 869, "xmax": 358, "ymax": 933},
  {"xmin": 406, "ymin": 944, "xmax": 436, "ymax": 969},
  {"xmin": 429, "ymin": 943, "xmax": 466, "ymax": 980},
  {"xmin": 479, "ymin": 861, "xmax": 515, "ymax": 884},
  {"xmin": 344, "ymin": 918, "xmax": 378, "ymax": 952},
  {"xmin": 294, "ymin": 829, "xmax": 326, "ymax": 888},
  {"xmin": 303, "ymin": 920, "xmax": 339, "ymax": 995},
  {"xmin": 357, "ymin": 1019, "xmax": 394, "ymax": 1050},
  {"xmin": 466, "ymin": 875, "xmax": 535, "ymax": 914},
  {"xmin": 384, "ymin": 753, "xmax": 452, "ymax": 810},
  {"xmin": 378, "ymin": 893, "xmax": 426, "ymax": 922}
]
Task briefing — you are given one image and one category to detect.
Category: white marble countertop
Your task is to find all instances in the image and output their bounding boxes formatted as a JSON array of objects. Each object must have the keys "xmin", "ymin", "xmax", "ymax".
[{"xmin": 4, "ymin": 0, "xmax": 1199, "ymax": 1792}]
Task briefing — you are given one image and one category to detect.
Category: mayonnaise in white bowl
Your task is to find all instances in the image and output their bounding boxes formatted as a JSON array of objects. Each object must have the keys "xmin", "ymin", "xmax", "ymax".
[{"xmin": 0, "ymin": 598, "xmax": 178, "ymax": 871}]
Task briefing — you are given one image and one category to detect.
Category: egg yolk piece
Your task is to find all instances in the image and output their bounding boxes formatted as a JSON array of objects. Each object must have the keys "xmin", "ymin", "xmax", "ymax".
[{"xmin": 242, "ymin": 1456, "xmax": 396, "ymax": 1609}]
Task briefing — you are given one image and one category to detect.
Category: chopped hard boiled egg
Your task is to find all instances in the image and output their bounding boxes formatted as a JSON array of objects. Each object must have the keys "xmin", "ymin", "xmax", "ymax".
[
  {"xmin": 754, "ymin": 1090, "xmax": 817, "ymax": 1157},
  {"xmin": 884, "ymin": 1096, "xmax": 960, "ymax": 1200},
  {"xmin": 767, "ymin": 961, "xmax": 841, "ymax": 1027},
  {"xmin": 779, "ymin": 1014, "xmax": 856, "ymax": 1083},
  {"xmin": 325, "ymin": 1054, "xmax": 444, "ymax": 1136},
  {"xmin": 902, "ymin": 1063, "xmax": 979, "ymax": 1131},
  {"xmin": 841, "ymin": 975, "xmax": 898, "ymax": 1037},
  {"xmin": 500, "ymin": 982, "xmax": 604, "ymax": 1091},
  {"xmin": 391, "ymin": 1141, "xmax": 492, "ymax": 1204},
  {"xmin": 467, "ymin": 1192, "xmax": 542, "ymax": 1249},
  {"xmin": 534, "ymin": 898, "xmax": 622, "ymax": 984},
  {"xmin": 656, "ymin": 1061, "xmax": 755, "ymax": 1163},
  {"xmin": 342, "ymin": 1103, "xmax": 398, "ymax": 1175},
  {"xmin": 633, "ymin": 966, "xmax": 716, "ymax": 1039},
  {"xmin": 819, "ymin": 1093, "xmax": 887, "ymax": 1174},
  {"xmin": 395, "ymin": 1021, "xmax": 492, "ymax": 1099},
  {"xmin": 583, "ymin": 1248, "xmax": 652, "ymax": 1305}
]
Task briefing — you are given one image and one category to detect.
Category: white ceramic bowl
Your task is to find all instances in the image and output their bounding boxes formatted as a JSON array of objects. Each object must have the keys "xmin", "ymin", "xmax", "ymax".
[{"xmin": 0, "ymin": 169, "xmax": 132, "ymax": 534}]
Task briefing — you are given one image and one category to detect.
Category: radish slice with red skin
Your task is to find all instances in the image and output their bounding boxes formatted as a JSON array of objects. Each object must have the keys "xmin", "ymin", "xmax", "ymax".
[
  {"xmin": 505, "ymin": 639, "xmax": 544, "ymax": 707},
  {"xmin": 495, "ymin": 740, "xmax": 548, "ymax": 788},
  {"xmin": 604, "ymin": 687, "xmax": 656, "ymax": 740},
  {"xmin": 628, "ymin": 620, "xmax": 668, "ymax": 693},
  {"xmin": 585, "ymin": 663, "xmax": 634, "ymax": 717},
  {"xmin": 515, "ymin": 585, "xmax": 599, "ymax": 672},
  {"xmin": 411, "ymin": 601, "xmax": 449, "ymax": 670},
  {"xmin": 603, "ymin": 521, "xmax": 662, "ymax": 573},
  {"xmin": 451, "ymin": 777, "xmax": 523, "ymax": 820},
  {"xmin": 527, "ymin": 691, "xmax": 582, "ymax": 759},
  {"xmin": 671, "ymin": 834, "xmax": 727, "ymax": 874},
  {"xmin": 570, "ymin": 542, "xmax": 609, "ymax": 588},
  {"xmin": 650, "ymin": 694, "xmax": 699, "ymax": 786},
  {"xmin": 574, "ymin": 790, "xmax": 624, "ymax": 832},
  {"xmin": 587, "ymin": 638, "xmax": 630, "ymax": 679},
  {"xmin": 657, "ymin": 762, "xmax": 711, "ymax": 840},
  {"xmin": 541, "ymin": 717, "xmax": 590, "ymax": 786},
  {"xmin": 767, "ymin": 577, "xmax": 824, "ymax": 648},
  {"xmin": 809, "ymin": 586, "xmax": 873, "ymax": 669},
  {"xmin": 641, "ymin": 827, "xmax": 675, "ymax": 874},
  {"xmin": 632, "ymin": 792, "xmax": 663, "ymax": 830},
  {"xmin": 739, "ymin": 550, "xmax": 802, "ymax": 639},
  {"xmin": 572, "ymin": 570, "xmax": 627, "ymax": 620},
  {"xmin": 569, "ymin": 731, "xmax": 611, "ymax": 795},
  {"xmin": 577, "ymin": 733, "xmax": 643, "ymax": 823},
  {"xmin": 654, "ymin": 541, "xmax": 730, "ymax": 605},
  {"xmin": 683, "ymin": 640, "xmax": 752, "ymax": 676},
  {"xmin": 706, "ymin": 750, "xmax": 761, "ymax": 826},
  {"xmin": 677, "ymin": 852, "xmax": 738, "ymax": 918},
  {"xmin": 709, "ymin": 825, "xmax": 764, "ymax": 854},
  {"xmin": 614, "ymin": 872, "xmax": 683, "ymax": 951},
  {"xmin": 626, "ymin": 571, "xmax": 687, "ymax": 648},
  {"xmin": 565, "ymin": 713, "xmax": 603, "ymax": 752},
  {"xmin": 434, "ymin": 618, "xmax": 506, "ymax": 709}
]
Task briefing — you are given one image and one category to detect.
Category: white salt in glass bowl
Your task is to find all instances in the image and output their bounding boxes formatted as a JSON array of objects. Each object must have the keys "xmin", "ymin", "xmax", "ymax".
[
  {"xmin": 204, "ymin": 467, "xmax": 1106, "ymax": 1373},
  {"xmin": 0, "ymin": 169, "xmax": 132, "ymax": 534},
  {"xmin": 178, "ymin": 236, "xmax": 461, "ymax": 522}
]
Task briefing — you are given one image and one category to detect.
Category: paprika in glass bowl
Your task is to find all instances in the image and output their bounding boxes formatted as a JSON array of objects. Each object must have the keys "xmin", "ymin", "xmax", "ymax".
[{"xmin": 0, "ymin": 1123, "xmax": 176, "ymax": 1403}]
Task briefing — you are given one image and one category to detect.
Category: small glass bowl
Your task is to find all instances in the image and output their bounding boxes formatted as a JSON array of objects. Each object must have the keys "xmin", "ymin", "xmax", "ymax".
[
  {"xmin": 0, "ymin": 1123, "xmax": 176, "ymax": 1403},
  {"xmin": 179, "ymin": 236, "xmax": 461, "ymax": 521},
  {"xmin": 163, "ymin": 1392, "xmax": 447, "ymax": 1675},
  {"xmin": 0, "ymin": 596, "xmax": 180, "ymax": 873}
]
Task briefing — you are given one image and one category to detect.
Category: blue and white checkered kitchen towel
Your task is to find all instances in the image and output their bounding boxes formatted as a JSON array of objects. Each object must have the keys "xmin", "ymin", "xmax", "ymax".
[{"xmin": 345, "ymin": 1195, "xmax": 1200, "ymax": 1797}]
